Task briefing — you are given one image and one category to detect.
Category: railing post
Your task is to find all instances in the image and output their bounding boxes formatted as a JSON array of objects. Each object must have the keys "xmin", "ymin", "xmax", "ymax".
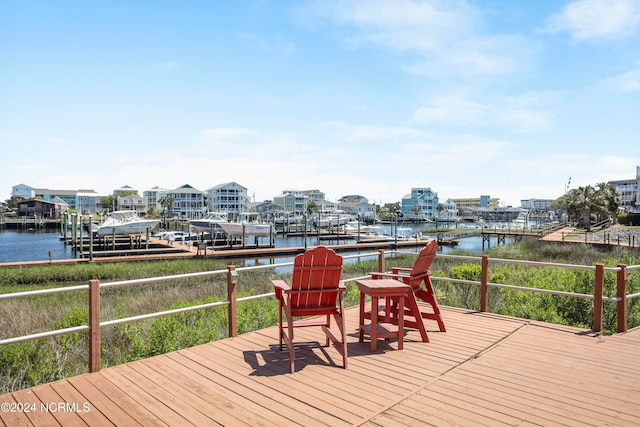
[
  {"xmin": 617, "ymin": 264, "xmax": 628, "ymax": 333},
  {"xmin": 89, "ymin": 279, "xmax": 101, "ymax": 373},
  {"xmin": 227, "ymin": 265, "xmax": 238, "ymax": 338},
  {"xmin": 480, "ymin": 255, "xmax": 489, "ymax": 312},
  {"xmin": 378, "ymin": 249, "xmax": 385, "ymax": 273},
  {"xmin": 593, "ymin": 264, "xmax": 604, "ymax": 332}
]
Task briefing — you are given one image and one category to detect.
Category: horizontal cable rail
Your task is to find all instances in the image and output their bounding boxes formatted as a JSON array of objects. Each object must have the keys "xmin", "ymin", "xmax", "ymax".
[
  {"xmin": 0, "ymin": 284, "xmax": 89, "ymax": 300},
  {"xmin": 0, "ymin": 325, "xmax": 89, "ymax": 346}
]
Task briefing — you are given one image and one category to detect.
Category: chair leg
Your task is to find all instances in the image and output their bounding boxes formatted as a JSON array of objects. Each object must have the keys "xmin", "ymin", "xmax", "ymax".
[
  {"xmin": 278, "ymin": 302, "xmax": 284, "ymax": 350},
  {"xmin": 414, "ymin": 279, "xmax": 446, "ymax": 332},
  {"xmin": 339, "ymin": 310, "xmax": 348, "ymax": 370},
  {"xmin": 325, "ymin": 314, "xmax": 331, "ymax": 347}
]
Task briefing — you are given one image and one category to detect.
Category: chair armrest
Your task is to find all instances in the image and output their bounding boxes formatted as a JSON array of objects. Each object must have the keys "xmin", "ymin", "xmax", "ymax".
[
  {"xmin": 391, "ymin": 267, "xmax": 411, "ymax": 274},
  {"xmin": 369, "ymin": 271, "xmax": 408, "ymax": 281},
  {"xmin": 338, "ymin": 281, "xmax": 347, "ymax": 291},
  {"xmin": 271, "ymin": 279, "xmax": 290, "ymax": 300}
]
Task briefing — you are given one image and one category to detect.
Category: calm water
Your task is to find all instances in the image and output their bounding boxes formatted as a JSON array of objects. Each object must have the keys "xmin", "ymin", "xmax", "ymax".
[{"xmin": 0, "ymin": 224, "xmax": 515, "ymax": 264}]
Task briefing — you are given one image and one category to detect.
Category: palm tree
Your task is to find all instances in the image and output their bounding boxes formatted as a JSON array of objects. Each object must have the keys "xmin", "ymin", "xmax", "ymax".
[
  {"xmin": 555, "ymin": 185, "xmax": 606, "ymax": 231},
  {"xmin": 596, "ymin": 182, "xmax": 621, "ymax": 223},
  {"xmin": 158, "ymin": 196, "xmax": 175, "ymax": 227}
]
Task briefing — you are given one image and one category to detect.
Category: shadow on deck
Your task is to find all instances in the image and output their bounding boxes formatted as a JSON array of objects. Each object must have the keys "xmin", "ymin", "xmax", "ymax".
[{"xmin": 2, "ymin": 305, "xmax": 640, "ymax": 426}]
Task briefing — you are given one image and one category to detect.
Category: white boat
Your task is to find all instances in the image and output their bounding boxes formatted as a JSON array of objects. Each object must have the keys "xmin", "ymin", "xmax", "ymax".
[
  {"xmin": 356, "ymin": 225, "xmax": 395, "ymax": 243},
  {"xmin": 341, "ymin": 219, "xmax": 362, "ymax": 233},
  {"xmin": 217, "ymin": 213, "xmax": 271, "ymax": 237},
  {"xmin": 512, "ymin": 209, "xmax": 529, "ymax": 224},
  {"xmin": 312, "ymin": 210, "xmax": 354, "ymax": 229},
  {"xmin": 274, "ymin": 214, "xmax": 305, "ymax": 226},
  {"xmin": 188, "ymin": 212, "xmax": 228, "ymax": 233},
  {"xmin": 92, "ymin": 211, "xmax": 160, "ymax": 236},
  {"xmin": 396, "ymin": 227, "xmax": 413, "ymax": 240}
]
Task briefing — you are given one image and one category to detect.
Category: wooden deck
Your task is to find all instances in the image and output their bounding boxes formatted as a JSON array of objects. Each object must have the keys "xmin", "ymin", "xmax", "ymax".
[{"xmin": 2, "ymin": 305, "xmax": 640, "ymax": 426}]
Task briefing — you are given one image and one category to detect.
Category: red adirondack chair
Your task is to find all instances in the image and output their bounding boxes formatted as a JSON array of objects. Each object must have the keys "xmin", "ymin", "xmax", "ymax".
[
  {"xmin": 271, "ymin": 246, "xmax": 348, "ymax": 373},
  {"xmin": 371, "ymin": 239, "xmax": 446, "ymax": 333}
]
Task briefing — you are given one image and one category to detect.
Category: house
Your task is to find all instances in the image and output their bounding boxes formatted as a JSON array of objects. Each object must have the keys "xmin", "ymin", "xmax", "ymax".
[
  {"xmin": 273, "ymin": 191, "xmax": 309, "ymax": 214},
  {"xmin": 338, "ymin": 195, "xmax": 376, "ymax": 221},
  {"xmin": 609, "ymin": 166, "xmax": 640, "ymax": 213},
  {"xmin": 252, "ymin": 201, "xmax": 284, "ymax": 217},
  {"xmin": 167, "ymin": 184, "xmax": 205, "ymax": 219},
  {"xmin": 16, "ymin": 198, "xmax": 63, "ymax": 219},
  {"xmin": 11, "ymin": 184, "xmax": 100, "ymax": 214},
  {"xmin": 205, "ymin": 182, "xmax": 250, "ymax": 219},
  {"xmin": 143, "ymin": 186, "xmax": 168, "ymax": 214},
  {"xmin": 401, "ymin": 188, "xmax": 439, "ymax": 220},
  {"xmin": 117, "ymin": 194, "xmax": 149, "ymax": 215}
]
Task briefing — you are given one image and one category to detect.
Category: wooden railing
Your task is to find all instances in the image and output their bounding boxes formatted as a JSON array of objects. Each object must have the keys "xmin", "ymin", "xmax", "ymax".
[{"xmin": 1, "ymin": 251, "xmax": 637, "ymax": 374}]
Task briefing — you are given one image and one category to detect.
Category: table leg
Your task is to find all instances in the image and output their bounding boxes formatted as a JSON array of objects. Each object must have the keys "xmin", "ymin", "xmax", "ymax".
[
  {"xmin": 359, "ymin": 291, "xmax": 365, "ymax": 342},
  {"xmin": 371, "ymin": 296, "xmax": 378, "ymax": 352},
  {"xmin": 398, "ymin": 296, "xmax": 405, "ymax": 350}
]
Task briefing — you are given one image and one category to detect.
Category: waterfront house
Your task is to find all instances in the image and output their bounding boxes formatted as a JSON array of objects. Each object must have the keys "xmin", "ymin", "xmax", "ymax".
[
  {"xmin": 117, "ymin": 194, "xmax": 149, "ymax": 216},
  {"xmin": 16, "ymin": 198, "xmax": 62, "ymax": 219},
  {"xmin": 11, "ymin": 184, "xmax": 100, "ymax": 214},
  {"xmin": 167, "ymin": 184, "xmax": 205, "ymax": 219},
  {"xmin": 205, "ymin": 182, "xmax": 251, "ymax": 219},
  {"xmin": 338, "ymin": 195, "xmax": 376, "ymax": 222},
  {"xmin": 402, "ymin": 187, "xmax": 439, "ymax": 220}
]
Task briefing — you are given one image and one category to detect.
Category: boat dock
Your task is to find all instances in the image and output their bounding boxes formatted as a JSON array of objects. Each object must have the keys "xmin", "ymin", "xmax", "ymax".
[{"xmin": 0, "ymin": 236, "xmax": 440, "ymax": 268}]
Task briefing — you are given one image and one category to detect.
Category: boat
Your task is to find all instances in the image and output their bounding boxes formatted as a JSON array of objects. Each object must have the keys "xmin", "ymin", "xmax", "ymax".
[
  {"xmin": 396, "ymin": 227, "xmax": 413, "ymax": 240},
  {"xmin": 274, "ymin": 214, "xmax": 305, "ymax": 226},
  {"xmin": 312, "ymin": 210, "xmax": 354, "ymax": 229},
  {"xmin": 512, "ymin": 209, "xmax": 529, "ymax": 224},
  {"xmin": 92, "ymin": 211, "xmax": 160, "ymax": 236},
  {"xmin": 188, "ymin": 212, "xmax": 228, "ymax": 233},
  {"xmin": 356, "ymin": 225, "xmax": 395, "ymax": 243},
  {"xmin": 217, "ymin": 213, "xmax": 272, "ymax": 237}
]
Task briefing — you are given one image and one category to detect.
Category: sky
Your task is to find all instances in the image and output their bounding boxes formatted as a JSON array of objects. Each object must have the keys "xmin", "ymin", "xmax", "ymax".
[{"xmin": 1, "ymin": 0, "xmax": 639, "ymax": 208}]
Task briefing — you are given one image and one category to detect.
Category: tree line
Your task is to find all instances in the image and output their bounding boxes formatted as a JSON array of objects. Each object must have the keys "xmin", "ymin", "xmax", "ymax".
[{"xmin": 551, "ymin": 182, "xmax": 623, "ymax": 231}]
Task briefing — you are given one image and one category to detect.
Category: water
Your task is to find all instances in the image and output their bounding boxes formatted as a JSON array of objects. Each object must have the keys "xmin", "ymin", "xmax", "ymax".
[{"xmin": 0, "ymin": 224, "xmax": 517, "ymax": 264}]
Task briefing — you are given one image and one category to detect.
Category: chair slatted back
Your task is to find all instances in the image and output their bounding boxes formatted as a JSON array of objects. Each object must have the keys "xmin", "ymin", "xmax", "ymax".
[
  {"xmin": 407, "ymin": 239, "xmax": 438, "ymax": 286},
  {"xmin": 289, "ymin": 246, "xmax": 343, "ymax": 309}
]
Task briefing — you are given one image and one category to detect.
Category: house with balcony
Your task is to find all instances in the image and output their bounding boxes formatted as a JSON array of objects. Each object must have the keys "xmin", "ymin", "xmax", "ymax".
[
  {"xmin": 205, "ymin": 182, "xmax": 250, "ymax": 219},
  {"xmin": 16, "ymin": 198, "xmax": 63, "ymax": 218},
  {"xmin": 401, "ymin": 187, "xmax": 439, "ymax": 220},
  {"xmin": 167, "ymin": 184, "xmax": 205, "ymax": 219},
  {"xmin": 143, "ymin": 186, "xmax": 168, "ymax": 214},
  {"xmin": 11, "ymin": 184, "xmax": 100, "ymax": 214},
  {"xmin": 117, "ymin": 194, "xmax": 149, "ymax": 215},
  {"xmin": 338, "ymin": 195, "xmax": 376, "ymax": 222},
  {"xmin": 609, "ymin": 166, "xmax": 640, "ymax": 213},
  {"xmin": 273, "ymin": 191, "xmax": 306, "ymax": 214}
]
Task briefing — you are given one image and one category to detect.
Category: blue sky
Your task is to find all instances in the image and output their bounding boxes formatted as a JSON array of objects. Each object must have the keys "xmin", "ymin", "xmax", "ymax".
[{"xmin": 2, "ymin": 0, "xmax": 639, "ymax": 207}]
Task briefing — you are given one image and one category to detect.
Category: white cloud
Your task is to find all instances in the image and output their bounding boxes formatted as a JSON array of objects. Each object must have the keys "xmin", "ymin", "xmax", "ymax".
[
  {"xmin": 302, "ymin": 0, "xmax": 532, "ymax": 81},
  {"xmin": 604, "ymin": 62, "xmax": 640, "ymax": 91},
  {"xmin": 410, "ymin": 93, "xmax": 552, "ymax": 133},
  {"xmin": 544, "ymin": 0, "xmax": 640, "ymax": 40},
  {"xmin": 320, "ymin": 122, "xmax": 426, "ymax": 141}
]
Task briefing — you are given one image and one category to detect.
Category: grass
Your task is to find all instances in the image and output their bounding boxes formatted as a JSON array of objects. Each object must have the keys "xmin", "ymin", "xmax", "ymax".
[{"xmin": 2, "ymin": 238, "xmax": 640, "ymax": 393}]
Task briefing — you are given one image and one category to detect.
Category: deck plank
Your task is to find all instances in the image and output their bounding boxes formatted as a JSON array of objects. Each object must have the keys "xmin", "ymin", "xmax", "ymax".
[{"xmin": 2, "ymin": 306, "xmax": 640, "ymax": 426}]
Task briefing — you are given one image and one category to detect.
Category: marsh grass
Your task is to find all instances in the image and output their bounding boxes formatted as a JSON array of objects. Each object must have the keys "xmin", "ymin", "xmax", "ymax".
[{"xmin": 2, "ymin": 240, "xmax": 640, "ymax": 393}]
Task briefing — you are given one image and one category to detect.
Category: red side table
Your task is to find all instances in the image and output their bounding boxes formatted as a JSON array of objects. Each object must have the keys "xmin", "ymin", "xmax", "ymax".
[{"xmin": 356, "ymin": 279, "xmax": 410, "ymax": 351}]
